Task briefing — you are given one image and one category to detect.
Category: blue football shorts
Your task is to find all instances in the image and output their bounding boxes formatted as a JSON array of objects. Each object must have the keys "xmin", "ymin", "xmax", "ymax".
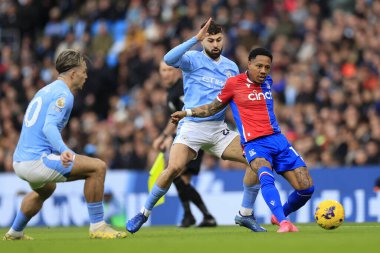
[{"xmin": 243, "ymin": 133, "xmax": 306, "ymax": 173}]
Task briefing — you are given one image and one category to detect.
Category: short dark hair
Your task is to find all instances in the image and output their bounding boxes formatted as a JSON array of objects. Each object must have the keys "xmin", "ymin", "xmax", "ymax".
[
  {"xmin": 201, "ymin": 20, "xmax": 222, "ymax": 35},
  {"xmin": 56, "ymin": 49, "xmax": 85, "ymax": 74},
  {"xmin": 248, "ymin": 48, "xmax": 273, "ymax": 61}
]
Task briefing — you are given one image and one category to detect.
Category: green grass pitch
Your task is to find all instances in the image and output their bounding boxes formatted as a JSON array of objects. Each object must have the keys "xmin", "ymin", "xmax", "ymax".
[{"xmin": 1, "ymin": 223, "xmax": 379, "ymax": 253}]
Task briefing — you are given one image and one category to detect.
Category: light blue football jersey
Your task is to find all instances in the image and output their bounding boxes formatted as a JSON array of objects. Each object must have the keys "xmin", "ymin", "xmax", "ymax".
[
  {"xmin": 164, "ymin": 37, "xmax": 239, "ymax": 122},
  {"xmin": 13, "ymin": 80, "xmax": 74, "ymax": 161}
]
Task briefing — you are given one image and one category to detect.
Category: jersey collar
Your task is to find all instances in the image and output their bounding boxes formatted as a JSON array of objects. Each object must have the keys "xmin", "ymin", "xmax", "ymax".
[
  {"xmin": 245, "ymin": 71, "xmax": 254, "ymax": 84},
  {"xmin": 245, "ymin": 71, "xmax": 265, "ymax": 86}
]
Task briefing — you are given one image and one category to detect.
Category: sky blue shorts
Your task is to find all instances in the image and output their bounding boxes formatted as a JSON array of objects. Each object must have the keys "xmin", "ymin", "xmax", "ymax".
[{"xmin": 13, "ymin": 154, "xmax": 74, "ymax": 189}]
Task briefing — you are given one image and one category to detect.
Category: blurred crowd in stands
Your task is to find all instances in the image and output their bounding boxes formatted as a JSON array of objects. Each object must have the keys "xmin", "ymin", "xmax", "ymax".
[{"xmin": 1, "ymin": 0, "xmax": 379, "ymax": 172}]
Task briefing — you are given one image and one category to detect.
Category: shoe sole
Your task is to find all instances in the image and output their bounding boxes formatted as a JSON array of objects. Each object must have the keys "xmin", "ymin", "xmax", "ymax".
[
  {"xmin": 3, "ymin": 235, "xmax": 34, "ymax": 240},
  {"xmin": 89, "ymin": 232, "xmax": 128, "ymax": 239},
  {"xmin": 197, "ymin": 223, "xmax": 217, "ymax": 227},
  {"xmin": 235, "ymin": 221, "xmax": 267, "ymax": 232}
]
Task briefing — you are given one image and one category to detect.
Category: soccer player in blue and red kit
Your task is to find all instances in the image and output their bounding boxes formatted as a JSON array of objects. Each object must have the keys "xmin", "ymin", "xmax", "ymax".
[{"xmin": 172, "ymin": 48, "xmax": 315, "ymax": 233}]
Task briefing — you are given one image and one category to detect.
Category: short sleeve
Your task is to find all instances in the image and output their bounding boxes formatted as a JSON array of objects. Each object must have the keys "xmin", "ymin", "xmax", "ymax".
[{"xmin": 217, "ymin": 77, "xmax": 234, "ymax": 104}]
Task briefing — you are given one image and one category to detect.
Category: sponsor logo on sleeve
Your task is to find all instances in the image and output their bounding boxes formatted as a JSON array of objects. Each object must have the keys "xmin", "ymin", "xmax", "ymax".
[
  {"xmin": 56, "ymin": 97, "xmax": 65, "ymax": 108},
  {"xmin": 54, "ymin": 97, "xmax": 66, "ymax": 112}
]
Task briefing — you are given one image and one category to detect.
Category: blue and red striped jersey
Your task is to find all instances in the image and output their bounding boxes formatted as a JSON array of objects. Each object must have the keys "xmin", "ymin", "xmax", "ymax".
[{"xmin": 217, "ymin": 72, "xmax": 281, "ymax": 144}]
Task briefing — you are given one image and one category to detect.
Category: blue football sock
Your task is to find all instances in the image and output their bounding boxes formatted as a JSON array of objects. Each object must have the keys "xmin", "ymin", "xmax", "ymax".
[
  {"xmin": 258, "ymin": 167, "xmax": 286, "ymax": 223},
  {"xmin": 241, "ymin": 183, "xmax": 260, "ymax": 209},
  {"xmin": 87, "ymin": 201, "xmax": 104, "ymax": 223},
  {"xmin": 283, "ymin": 186, "xmax": 314, "ymax": 217},
  {"xmin": 144, "ymin": 184, "xmax": 169, "ymax": 211},
  {"xmin": 11, "ymin": 210, "xmax": 32, "ymax": 232}
]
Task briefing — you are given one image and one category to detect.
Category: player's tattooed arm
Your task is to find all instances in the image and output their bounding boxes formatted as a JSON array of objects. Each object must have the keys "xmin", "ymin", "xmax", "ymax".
[
  {"xmin": 191, "ymin": 98, "xmax": 227, "ymax": 118},
  {"xmin": 170, "ymin": 98, "xmax": 227, "ymax": 124}
]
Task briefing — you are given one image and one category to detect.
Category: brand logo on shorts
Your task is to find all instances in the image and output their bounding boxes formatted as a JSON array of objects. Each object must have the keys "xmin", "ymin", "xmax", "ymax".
[
  {"xmin": 222, "ymin": 129, "xmax": 230, "ymax": 135},
  {"xmin": 249, "ymin": 149, "xmax": 256, "ymax": 156}
]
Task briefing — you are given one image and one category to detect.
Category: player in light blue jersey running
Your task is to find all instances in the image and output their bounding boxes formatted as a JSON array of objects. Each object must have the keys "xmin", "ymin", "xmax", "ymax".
[
  {"xmin": 127, "ymin": 18, "xmax": 265, "ymax": 233},
  {"xmin": 3, "ymin": 49, "xmax": 127, "ymax": 240}
]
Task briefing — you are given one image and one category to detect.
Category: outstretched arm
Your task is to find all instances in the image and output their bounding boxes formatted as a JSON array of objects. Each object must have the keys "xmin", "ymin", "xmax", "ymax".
[
  {"xmin": 164, "ymin": 18, "xmax": 212, "ymax": 67},
  {"xmin": 171, "ymin": 98, "xmax": 227, "ymax": 124}
]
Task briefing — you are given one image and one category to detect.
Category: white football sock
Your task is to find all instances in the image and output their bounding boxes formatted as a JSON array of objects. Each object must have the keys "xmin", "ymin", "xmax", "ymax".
[
  {"xmin": 140, "ymin": 207, "xmax": 151, "ymax": 217},
  {"xmin": 7, "ymin": 228, "xmax": 23, "ymax": 237},
  {"xmin": 89, "ymin": 220, "xmax": 106, "ymax": 231},
  {"xmin": 239, "ymin": 207, "xmax": 253, "ymax": 216}
]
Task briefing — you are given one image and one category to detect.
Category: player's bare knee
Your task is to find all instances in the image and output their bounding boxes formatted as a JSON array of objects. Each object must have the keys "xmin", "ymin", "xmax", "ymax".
[
  {"xmin": 35, "ymin": 183, "xmax": 56, "ymax": 200},
  {"xmin": 298, "ymin": 167, "xmax": 313, "ymax": 189},
  {"xmin": 95, "ymin": 159, "xmax": 107, "ymax": 177},
  {"xmin": 167, "ymin": 164, "xmax": 184, "ymax": 178},
  {"xmin": 250, "ymin": 158, "xmax": 271, "ymax": 172},
  {"xmin": 302, "ymin": 179, "xmax": 314, "ymax": 189}
]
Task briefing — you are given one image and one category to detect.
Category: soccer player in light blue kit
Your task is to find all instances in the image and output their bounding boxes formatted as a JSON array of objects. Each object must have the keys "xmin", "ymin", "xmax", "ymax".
[
  {"xmin": 3, "ymin": 49, "xmax": 127, "ymax": 240},
  {"xmin": 127, "ymin": 18, "xmax": 265, "ymax": 233}
]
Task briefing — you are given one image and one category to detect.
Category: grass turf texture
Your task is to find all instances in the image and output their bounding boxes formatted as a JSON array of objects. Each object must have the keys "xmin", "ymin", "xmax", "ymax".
[{"xmin": 0, "ymin": 223, "xmax": 378, "ymax": 253}]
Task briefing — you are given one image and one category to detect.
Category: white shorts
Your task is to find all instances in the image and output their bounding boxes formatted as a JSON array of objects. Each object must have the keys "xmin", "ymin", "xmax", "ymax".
[
  {"xmin": 13, "ymin": 154, "xmax": 74, "ymax": 189},
  {"xmin": 173, "ymin": 121, "xmax": 239, "ymax": 158}
]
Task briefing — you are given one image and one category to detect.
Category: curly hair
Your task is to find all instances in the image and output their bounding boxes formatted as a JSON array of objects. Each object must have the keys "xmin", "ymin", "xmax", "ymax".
[{"xmin": 201, "ymin": 20, "xmax": 222, "ymax": 35}]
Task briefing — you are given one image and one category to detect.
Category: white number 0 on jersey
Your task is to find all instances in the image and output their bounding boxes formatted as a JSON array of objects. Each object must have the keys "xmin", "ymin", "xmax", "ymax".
[{"xmin": 25, "ymin": 96, "xmax": 42, "ymax": 127}]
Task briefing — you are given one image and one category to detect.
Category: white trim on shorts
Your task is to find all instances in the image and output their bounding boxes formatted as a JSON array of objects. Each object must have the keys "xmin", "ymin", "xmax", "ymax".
[
  {"xmin": 173, "ymin": 120, "xmax": 239, "ymax": 158},
  {"xmin": 13, "ymin": 154, "xmax": 69, "ymax": 189}
]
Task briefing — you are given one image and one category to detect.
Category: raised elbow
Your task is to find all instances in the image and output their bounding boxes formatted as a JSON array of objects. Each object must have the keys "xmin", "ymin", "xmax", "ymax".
[{"xmin": 163, "ymin": 54, "xmax": 176, "ymax": 66}]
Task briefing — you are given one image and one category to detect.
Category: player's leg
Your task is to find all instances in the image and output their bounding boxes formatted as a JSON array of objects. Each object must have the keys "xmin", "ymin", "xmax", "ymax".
[
  {"xmin": 173, "ymin": 176, "xmax": 196, "ymax": 227},
  {"xmin": 271, "ymin": 167, "xmax": 314, "ymax": 226},
  {"xmin": 281, "ymin": 167, "xmax": 314, "ymax": 217},
  {"xmin": 181, "ymin": 151, "xmax": 216, "ymax": 227},
  {"xmin": 268, "ymin": 135, "xmax": 314, "ymax": 226},
  {"xmin": 250, "ymin": 158, "xmax": 286, "ymax": 221},
  {"xmin": 4, "ymin": 183, "xmax": 56, "ymax": 240},
  {"xmin": 67, "ymin": 154, "xmax": 127, "ymax": 239},
  {"xmin": 67, "ymin": 154, "xmax": 107, "ymax": 202},
  {"xmin": 180, "ymin": 175, "xmax": 216, "ymax": 227},
  {"xmin": 239, "ymin": 168, "xmax": 260, "ymax": 216},
  {"xmin": 244, "ymin": 134, "xmax": 299, "ymax": 232},
  {"xmin": 250, "ymin": 157, "xmax": 297, "ymax": 232},
  {"xmin": 126, "ymin": 143, "xmax": 195, "ymax": 233},
  {"xmin": 217, "ymin": 135, "xmax": 265, "ymax": 232}
]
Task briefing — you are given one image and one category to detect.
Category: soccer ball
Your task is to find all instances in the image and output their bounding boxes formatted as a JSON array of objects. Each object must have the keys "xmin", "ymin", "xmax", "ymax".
[{"xmin": 314, "ymin": 200, "xmax": 345, "ymax": 230}]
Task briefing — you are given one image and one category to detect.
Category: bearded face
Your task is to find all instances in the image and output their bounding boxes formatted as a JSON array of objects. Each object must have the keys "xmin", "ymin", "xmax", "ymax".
[
  {"xmin": 204, "ymin": 46, "xmax": 223, "ymax": 60},
  {"xmin": 201, "ymin": 33, "xmax": 224, "ymax": 60}
]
